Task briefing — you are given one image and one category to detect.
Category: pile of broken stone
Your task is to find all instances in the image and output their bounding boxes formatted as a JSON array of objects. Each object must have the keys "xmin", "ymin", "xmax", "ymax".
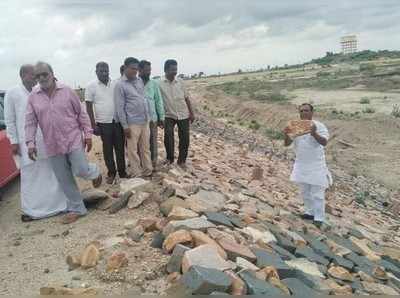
[{"xmin": 45, "ymin": 133, "xmax": 400, "ymax": 296}]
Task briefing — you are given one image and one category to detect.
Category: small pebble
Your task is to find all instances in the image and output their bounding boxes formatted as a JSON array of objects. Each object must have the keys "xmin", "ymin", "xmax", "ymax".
[{"xmin": 44, "ymin": 268, "xmax": 50, "ymax": 274}]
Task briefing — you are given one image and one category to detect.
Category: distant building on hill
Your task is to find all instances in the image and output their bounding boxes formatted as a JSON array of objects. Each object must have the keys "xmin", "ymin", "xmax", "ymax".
[{"xmin": 341, "ymin": 35, "xmax": 358, "ymax": 55}]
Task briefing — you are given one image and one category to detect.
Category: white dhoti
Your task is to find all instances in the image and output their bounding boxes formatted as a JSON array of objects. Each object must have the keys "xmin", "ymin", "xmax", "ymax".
[
  {"xmin": 298, "ymin": 183, "xmax": 326, "ymax": 221},
  {"xmin": 20, "ymin": 160, "xmax": 67, "ymax": 219}
]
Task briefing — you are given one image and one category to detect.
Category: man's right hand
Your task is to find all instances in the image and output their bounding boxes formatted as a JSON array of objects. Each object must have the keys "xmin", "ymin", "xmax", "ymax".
[
  {"xmin": 93, "ymin": 125, "xmax": 101, "ymax": 136},
  {"xmin": 283, "ymin": 127, "xmax": 291, "ymax": 137},
  {"xmin": 124, "ymin": 128, "xmax": 132, "ymax": 139},
  {"xmin": 28, "ymin": 147, "xmax": 37, "ymax": 161},
  {"xmin": 11, "ymin": 144, "xmax": 20, "ymax": 156}
]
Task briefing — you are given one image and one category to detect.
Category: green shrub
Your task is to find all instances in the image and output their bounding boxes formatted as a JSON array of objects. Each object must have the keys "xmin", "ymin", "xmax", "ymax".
[
  {"xmin": 249, "ymin": 120, "xmax": 261, "ymax": 130},
  {"xmin": 317, "ymin": 71, "xmax": 331, "ymax": 77},
  {"xmin": 362, "ymin": 107, "xmax": 376, "ymax": 114},
  {"xmin": 391, "ymin": 105, "xmax": 400, "ymax": 118},
  {"xmin": 264, "ymin": 128, "xmax": 285, "ymax": 140},
  {"xmin": 359, "ymin": 63, "xmax": 376, "ymax": 73},
  {"xmin": 360, "ymin": 97, "xmax": 370, "ymax": 104}
]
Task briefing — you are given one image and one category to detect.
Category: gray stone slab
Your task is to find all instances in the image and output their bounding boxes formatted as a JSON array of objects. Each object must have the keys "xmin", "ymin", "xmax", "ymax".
[
  {"xmin": 150, "ymin": 232, "xmax": 165, "ymax": 249},
  {"xmin": 295, "ymin": 246, "xmax": 330, "ymax": 266},
  {"xmin": 379, "ymin": 259, "xmax": 400, "ymax": 279},
  {"xmin": 204, "ymin": 212, "xmax": 234, "ymax": 228},
  {"xmin": 309, "ymin": 240, "xmax": 335, "ymax": 261},
  {"xmin": 282, "ymin": 278, "xmax": 320, "ymax": 297},
  {"xmin": 181, "ymin": 265, "xmax": 232, "ymax": 295},
  {"xmin": 332, "ymin": 255, "xmax": 354, "ymax": 272},
  {"xmin": 167, "ymin": 244, "xmax": 191, "ymax": 273},
  {"xmin": 251, "ymin": 248, "xmax": 296, "ymax": 279},
  {"xmin": 345, "ymin": 252, "xmax": 375, "ymax": 268},
  {"xmin": 238, "ymin": 270, "xmax": 285, "ymax": 295},
  {"xmin": 269, "ymin": 242, "xmax": 296, "ymax": 261}
]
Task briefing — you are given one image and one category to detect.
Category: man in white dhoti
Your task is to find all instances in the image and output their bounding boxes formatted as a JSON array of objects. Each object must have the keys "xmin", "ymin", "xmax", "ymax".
[
  {"xmin": 284, "ymin": 103, "xmax": 332, "ymax": 228},
  {"xmin": 4, "ymin": 65, "xmax": 67, "ymax": 221}
]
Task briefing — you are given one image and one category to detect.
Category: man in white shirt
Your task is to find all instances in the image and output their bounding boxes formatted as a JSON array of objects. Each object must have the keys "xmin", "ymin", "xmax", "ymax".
[
  {"xmin": 85, "ymin": 62, "xmax": 127, "ymax": 184},
  {"xmin": 4, "ymin": 64, "xmax": 67, "ymax": 221},
  {"xmin": 283, "ymin": 103, "xmax": 332, "ymax": 228}
]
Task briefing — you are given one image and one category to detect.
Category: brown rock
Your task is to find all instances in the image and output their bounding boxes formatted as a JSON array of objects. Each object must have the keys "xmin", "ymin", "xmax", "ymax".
[
  {"xmin": 66, "ymin": 255, "xmax": 81, "ymax": 271},
  {"xmin": 106, "ymin": 252, "xmax": 128, "ymax": 272},
  {"xmin": 225, "ymin": 270, "xmax": 247, "ymax": 295},
  {"xmin": 156, "ymin": 218, "xmax": 169, "ymax": 231},
  {"xmin": 251, "ymin": 166, "xmax": 264, "ymax": 181},
  {"xmin": 373, "ymin": 266, "xmax": 389, "ymax": 280},
  {"xmin": 243, "ymin": 215, "xmax": 257, "ymax": 225},
  {"xmin": 322, "ymin": 279, "xmax": 353, "ymax": 295},
  {"xmin": 138, "ymin": 217, "xmax": 158, "ymax": 232},
  {"xmin": 163, "ymin": 230, "xmax": 193, "ymax": 253},
  {"xmin": 217, "ymin": 237, "xmax": 256, "ymax": 262},
  {"xmin": 328, "ymin": 266, "xmax": 354, "ymax": 281},
  {"xmin": 358, "ymin": 271, "xmax": 375, "ymax": 282},
  {"xmin": 80, "ymin": 244, "xmax": 100, "ymax": 269},
  {"xmin": 167, "ymin": 206, "xmax": 199, "ymax": 221},
  {"xmin": 40, "ymin": 287, "xmax": 98, "ymax": 295},
  {"xmin": 190, "ymin": 230, "xmax": 227, "ymax": 259},
  {"xmin": 349, "ymin": 236, "xmax": 381, "ymax": 261},
  {"xmin": 259, "ymin": 266, "xmax": 280, "ymax": 280},
  {"xmin": 128, "ymin": 192, "xmax": 151, "ymax": 209},
  {"xmin": 160, "ymin": 197, "xmax": 189, "ymax": 216},
  {"xmin": 207, "ymin": 228, "xmax": 236, "ymax": 242}
]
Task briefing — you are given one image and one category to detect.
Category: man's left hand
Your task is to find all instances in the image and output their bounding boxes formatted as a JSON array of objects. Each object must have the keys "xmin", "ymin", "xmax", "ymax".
[
  {"xmin": 189, "ymin": 112, "xmax": 195, "ymax": 124},
  {"xmin": 310, "ymin": 123, "xmax": 317, "ymax": 136},
  {"xmin": 84, "ymin": 138, "xmax": 93, "ymax": 152}
]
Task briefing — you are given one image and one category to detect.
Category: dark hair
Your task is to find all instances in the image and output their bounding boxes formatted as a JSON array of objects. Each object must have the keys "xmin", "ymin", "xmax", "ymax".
[
  {"xmin": 139, "ymin": 60, "xmax": 151, "ymax": 70},
  {"xmin": 35, "ymin": 61, "xmax": 54, "ymax": 74},
  {"xmin": 120, "ymin": 65, "xmax": 125, "ymax": 75},
  {"xmin": 96, "ymin": 61, "xmax": 108, "ymax": 70},
  {"xmin": 164, "ymin": 59, "xmax": 178, "ymax": 72},
  {"xmin": 300, "ymin": 103, "xmax": 314, "ymax": 112},
  {"xmin": 19, "ymin": 64, "xmax": 34, "ymax": 78},
  {"xmin": 124, "ymin": 57, "xmax": 139, "ymax": 67}
]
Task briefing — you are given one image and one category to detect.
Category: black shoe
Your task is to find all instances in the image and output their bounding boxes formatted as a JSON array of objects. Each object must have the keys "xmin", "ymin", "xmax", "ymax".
[
  {"xmin": 119, "ymin": 173, "xmax": 131, "ymax": 179},
  {"xmin": 301, "ymin": 214, "xmax": 314, "ymax": 220},
  {"xmin": 21, "ymin": 214, "xmax": 34, "ymax": 222},
  {"xmin": 313, "ymin": 221, "xmax": 324, "ymax": 229}
]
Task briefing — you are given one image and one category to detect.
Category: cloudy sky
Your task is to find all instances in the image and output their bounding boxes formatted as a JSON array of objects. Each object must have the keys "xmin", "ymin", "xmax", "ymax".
[{"xmin": 1, "ymin": 0, "xmax": 400, "ymax": 89}]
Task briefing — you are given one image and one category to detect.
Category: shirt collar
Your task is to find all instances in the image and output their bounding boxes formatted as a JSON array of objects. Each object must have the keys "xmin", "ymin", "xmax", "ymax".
[
  {"xmin": 97, "ymin": 78, "xmax": 112, "ymax": 86},
  {"xmin": 163, "ymin": 76, "xmax": 177, "ymax": 84}
]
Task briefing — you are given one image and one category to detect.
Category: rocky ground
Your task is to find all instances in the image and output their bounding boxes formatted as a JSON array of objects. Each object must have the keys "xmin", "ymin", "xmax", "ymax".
[{"xmin": 1, "ymin": 108, "xmax": 400, "ymax": 295}]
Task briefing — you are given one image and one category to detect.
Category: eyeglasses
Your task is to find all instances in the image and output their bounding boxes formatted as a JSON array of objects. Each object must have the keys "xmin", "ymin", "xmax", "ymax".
[{"xmin": 35, "ymin": 72, "xmax": 50, "ymax": 80}]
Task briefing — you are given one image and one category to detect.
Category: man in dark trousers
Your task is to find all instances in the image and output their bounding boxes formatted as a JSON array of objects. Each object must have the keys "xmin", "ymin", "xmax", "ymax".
[
  {"xmin": 158, "ymin": 59, "xmax": 195, "ymax": 169},
  {"xmin": 85, "ymin": 62, "xmax": 128, "ymax": 184}
]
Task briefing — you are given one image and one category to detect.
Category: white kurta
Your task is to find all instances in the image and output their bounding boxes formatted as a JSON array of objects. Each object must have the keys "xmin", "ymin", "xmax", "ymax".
[
  {"xmin": 290, "ymin": 120, "xmax": 332, "ymax": 188},
  {"xmin": 4, "ymin": 84, "xmax": 67, "ymax": 218}
]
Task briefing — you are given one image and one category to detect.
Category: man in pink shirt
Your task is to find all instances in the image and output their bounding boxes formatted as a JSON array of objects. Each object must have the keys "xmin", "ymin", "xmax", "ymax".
[{"xmin": 25, "ymin": 62, "xmax": 102, "ymax": 224}]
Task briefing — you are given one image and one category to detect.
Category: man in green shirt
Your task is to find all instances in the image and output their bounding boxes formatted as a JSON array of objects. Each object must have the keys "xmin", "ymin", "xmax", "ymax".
[{"xmin": 139, "ymin": 60, "xmax": 165, "ymax": 169}]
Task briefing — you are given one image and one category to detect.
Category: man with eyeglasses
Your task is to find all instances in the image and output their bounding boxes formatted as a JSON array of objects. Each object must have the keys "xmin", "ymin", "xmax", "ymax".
[
  {"xmin": 114, "ymin": 57, "xmax": 152, "ymax": 177},
  {"xmin": 85, "ymin": 62, "xmax": 128, "ymax": 184},
  {"xmin": 25, "ymin": 61, "xmax": 102, "ymax": 224},
  {"xmin": 4, "ymin": 64, "xmax": 67, "ymax": 221},
  {"xmin": 283, "ymin": 103, "xmax": 332, "ymax": 228}
]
